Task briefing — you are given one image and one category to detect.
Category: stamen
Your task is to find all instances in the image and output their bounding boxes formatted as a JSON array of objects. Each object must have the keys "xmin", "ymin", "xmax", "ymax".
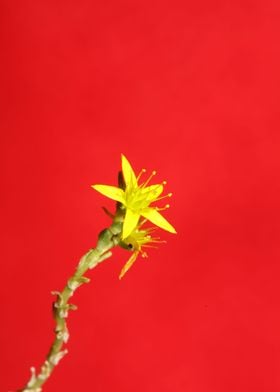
[
  {"xmin": 147, "ymin": 237, "xmax": 166, "ymax": 246},
  {"xmin": 138, "ymin": 219, "xmax": 147, "ymax": 228},
  {"xmin": 162, "ymin": 180, "xmax": 167, "ymax": 186},
  {"xmin": 155, "ymin": 192, "xmax": 172, "ymax": 202},
  {"xmin": 142, "ymin": 245, "xmax": 158, "ymax": 249},
  {"xmin": 137, "ymin": 168, "xmax": 146, "ymax": 182},
  {"xmin": 143, "ymin": 170, "xmax": 157, "ymax": 187},
  {"xmin": 156, "ymin": 204, "xmax": 170, "ymax": 211}
]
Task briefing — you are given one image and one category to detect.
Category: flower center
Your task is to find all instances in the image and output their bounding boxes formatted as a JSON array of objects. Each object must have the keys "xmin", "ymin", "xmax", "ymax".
[{"xmin": 124, "ymin": 168, "xmax": 173, "ymax": 211}]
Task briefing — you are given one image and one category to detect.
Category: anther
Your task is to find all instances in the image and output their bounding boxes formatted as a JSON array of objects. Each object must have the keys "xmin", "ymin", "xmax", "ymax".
[
  {"xmin": 143, "ymin": 170, "xmax": 157, "ymax": 187},
  {"xmin": 162, "ymin": 181, "xmax": 167, "ymax": 185},
  {"xmin": 137, "ymin": 168, "xmax": 146, "ymax": 182}
]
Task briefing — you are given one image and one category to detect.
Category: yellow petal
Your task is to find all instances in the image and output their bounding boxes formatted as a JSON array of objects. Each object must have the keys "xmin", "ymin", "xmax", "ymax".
[
  {"xmin": 122, "ymin": 208, "xmax": 140, "ymax": 239},
  {"xmin": 141, "ymin": 208, "xmax": 177, "ymax": 234},
  {"xmin": 91, "ymin": 185, "xmax": 125, "ymax": 204},
  {"xmin": 121, "ymin": 154, "xmax": 137, "ymax": 188},
  {"xmin": 119, "ymin": 251, "xmax": 139, "ymax": 279}
]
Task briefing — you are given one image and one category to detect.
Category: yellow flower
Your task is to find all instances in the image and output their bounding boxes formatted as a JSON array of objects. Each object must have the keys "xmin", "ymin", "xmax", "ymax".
[
  {"xmin": 119, "ymin": 225, "xmax": 164, "ymax": 279},
  {"xmin": 92, "ymin": 154, "xmax": 176, "ymax": 239}
]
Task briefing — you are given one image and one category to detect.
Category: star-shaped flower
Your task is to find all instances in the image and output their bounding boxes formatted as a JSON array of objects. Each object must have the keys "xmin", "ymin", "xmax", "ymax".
[{"xmin": 92, "ymin": 154, "xmax": 176, "ymax": 239}]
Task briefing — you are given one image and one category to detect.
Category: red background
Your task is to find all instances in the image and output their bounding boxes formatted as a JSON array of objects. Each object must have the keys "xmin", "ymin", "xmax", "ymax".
[{"xmin": 1, "ymin": 1, "xmax": 280, "ymax": 391}]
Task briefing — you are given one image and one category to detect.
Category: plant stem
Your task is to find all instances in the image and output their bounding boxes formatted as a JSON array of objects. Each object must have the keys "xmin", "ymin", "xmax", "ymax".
[{"xmin": 20, "ymin": 219, "xmax": 123, "ymax": 392}]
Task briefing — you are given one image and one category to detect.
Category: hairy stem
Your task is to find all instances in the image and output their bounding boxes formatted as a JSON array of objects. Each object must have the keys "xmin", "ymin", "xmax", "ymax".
[{"xmin": 20, "ymin": 219, "xmax": 123, "ymax": 392}]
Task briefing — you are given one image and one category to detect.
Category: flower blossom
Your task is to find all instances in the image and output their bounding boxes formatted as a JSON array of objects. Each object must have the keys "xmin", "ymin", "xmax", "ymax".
[
  {"xmin": 119, "ymin": 224, "xmax": 164, "ymax": 279},
  {"xmin": 92, "ymin": 154, "xmax": 176, "ymax": 239}
]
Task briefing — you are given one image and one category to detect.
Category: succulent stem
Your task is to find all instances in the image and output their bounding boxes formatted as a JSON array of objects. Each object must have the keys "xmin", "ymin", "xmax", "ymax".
[{"xmin": 20, "ymin": 218, "xmax": 123, "ymax": 391}]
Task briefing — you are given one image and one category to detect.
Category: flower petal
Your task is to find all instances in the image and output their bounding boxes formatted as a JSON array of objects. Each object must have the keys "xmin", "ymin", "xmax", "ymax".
[
  {"xmin": 122, "ymin": 209, "xmax": 140, "ymax": 239},
  {"xmin": 141, "ymin": 184, "xmax": 163, "ymax": 201},
  {"xmin": 141, "ymin": 208, "xmax": 177, "ymax": 234},
  {"xmin": 91, "ymin": 185, "xmax": 125, "ymax": 204},
  {"xmin": 121, "ymin": 154, "xmax": 137, "ymax": 188},
  {"xmin": 119, "ymin": 251, "xmax": 139, "ymax": 279}
]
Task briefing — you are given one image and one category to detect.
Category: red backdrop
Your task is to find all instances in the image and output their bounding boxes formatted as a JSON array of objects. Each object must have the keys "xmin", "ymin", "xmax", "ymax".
[{"xmin": 1, "ymin": 1, "xmax": 280, "ymax": 391}]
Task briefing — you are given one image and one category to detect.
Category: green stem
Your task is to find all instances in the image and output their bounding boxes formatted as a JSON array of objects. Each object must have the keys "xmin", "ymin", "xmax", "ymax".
[{"xmin": 20, "ymin": 219, "xmax": 123, "ymax": 392}]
